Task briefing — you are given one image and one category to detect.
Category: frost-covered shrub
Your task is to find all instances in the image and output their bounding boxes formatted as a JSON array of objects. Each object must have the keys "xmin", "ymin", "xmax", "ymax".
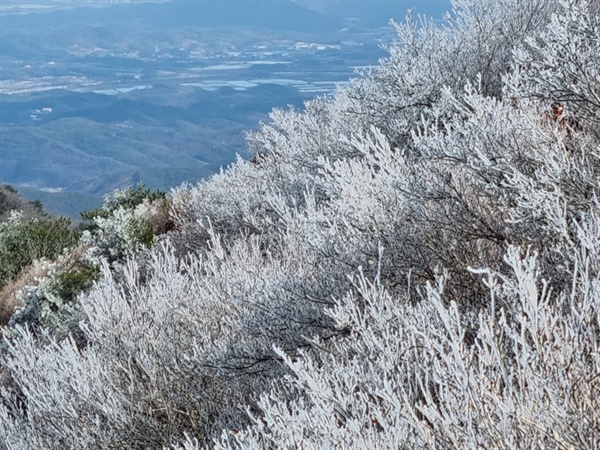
[
  {"xmin": 0, "ymin": 235, "xmax": 344, "ymax": 448},
  {"xmin": 336, "ymin": 0, "xmax": 558, "ymax": 150},
  {"xmin": 0, "ymin": 199, "xmax": 81, "ymax": 329},
  {"xmin": 171, "ymin": 0, "xmax": 564, "ymax": 291},
  {"xmin": 214, "ymin": 246, "xmax": 600, "ymax": 449},
  {"xmin": 80, "ymin": 183, "xmax": 166, "ymax": 223},
  {"xmin": 6, "ymin": 246, "xmax": 98, "ymax": 341},
  {"xmin": 174, "ymin": 0, "xmax": 545, "ymax": 254},
  {"xmin": 509, "ymin": 0, "xmax": 600, "ymax": 128},
  {"xmin": 1, "ymin": 0, "xmax": 600, "ymax": 448},
  {"xmin": 82, "ymin": 186, "xmax": 170, "ymax": 264}
]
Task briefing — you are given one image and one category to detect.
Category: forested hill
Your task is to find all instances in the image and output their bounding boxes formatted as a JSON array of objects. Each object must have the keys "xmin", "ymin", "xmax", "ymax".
[{"xmin": 0, "ymin": 1, "xmax": 599, "ymax": 448}]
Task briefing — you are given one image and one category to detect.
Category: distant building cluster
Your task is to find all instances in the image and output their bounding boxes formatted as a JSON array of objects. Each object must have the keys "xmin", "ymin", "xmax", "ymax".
[{"xmin": 30, "ymin": 107, "xmax": 53, "ymax": 121}]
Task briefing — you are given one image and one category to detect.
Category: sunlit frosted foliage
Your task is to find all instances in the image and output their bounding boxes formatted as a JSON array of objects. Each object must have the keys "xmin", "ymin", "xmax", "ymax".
[
  {"xmin": 509, "ymin": 0, "xmax": 600, "ymax": 127},
  {"xmin": 215, "ymin": 246, "xmax": 600, "ymax": 449},
  {"xmin": 1, "ymin": 0, "xmax": 599, "ymax": 448}
]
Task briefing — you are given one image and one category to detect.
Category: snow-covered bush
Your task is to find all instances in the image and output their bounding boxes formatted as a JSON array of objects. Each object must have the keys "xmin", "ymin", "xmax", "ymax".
[
  {"xmin": 214, "ymin": 245, "xmax": 600, "ymax": 449},
  {"xmin": 0, "ymin": 232, "xmax": 344, "ymax": 448},
  {"xmin": 82, "ymin": 185, "xmax": 170, "ymax": 264},
  {"xmin": 6, "ymin": 245, "xmax": 98, "ymax": 341},
  {"xmin": 509, "ymin": 0, "xmax": 600, "ymax": 128},
  {"xmin": 336, "ymin": 0, "xmax": 558, "ymax": 149},
  {"xmin": 1, "ymin": 0, "xmax": 599, "ymax": 448}
]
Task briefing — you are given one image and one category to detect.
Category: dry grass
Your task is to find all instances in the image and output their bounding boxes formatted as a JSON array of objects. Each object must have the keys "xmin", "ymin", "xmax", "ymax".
[{"xmin": 0, "ymin": 260, "xmax": 50, "ymax": 329}]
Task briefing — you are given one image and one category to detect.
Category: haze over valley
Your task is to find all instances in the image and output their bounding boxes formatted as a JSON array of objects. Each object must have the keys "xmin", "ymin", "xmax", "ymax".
[{"xmin": 0, "ymin": 0, "xmax": 450, "ymax": 217}]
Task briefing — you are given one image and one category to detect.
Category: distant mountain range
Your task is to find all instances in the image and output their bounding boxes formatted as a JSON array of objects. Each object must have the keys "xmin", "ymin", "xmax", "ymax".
[
  {"xmin": 1, "ymin": 0, "xmax": 449, "ymax": 28},
  {"xmin": 0, "ymin": 0, "xmax": 451, "ymax": 218},
  {"xmin": 2, "ymin": 1, "xmax": 333, "ymax": 31},
  {"xmin": 293, "ymin": 0, "xmax": 450, "ymax": 24}
]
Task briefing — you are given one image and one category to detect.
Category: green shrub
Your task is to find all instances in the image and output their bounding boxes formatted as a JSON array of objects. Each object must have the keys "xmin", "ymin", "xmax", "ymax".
[
  {"xmin": 0, "ymin": 213, "xmax": 80, "ymax": 290},
  {"xmin": 2, "ymin": 184, "xmax": 17, "ymax": 194},
  {"xmin": 48, "ymin": 265, "xmax": 100, "ymax": 305}
]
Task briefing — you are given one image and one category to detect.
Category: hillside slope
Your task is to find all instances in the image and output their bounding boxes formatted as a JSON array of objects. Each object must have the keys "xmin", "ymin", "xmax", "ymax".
[
  {"xmin": 0, "ymin": 0, "xmax": 599, "ymax": 448},
  {"xmin": 0, "ymin": 184, "xmax": 46, "ymax": 223}
]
